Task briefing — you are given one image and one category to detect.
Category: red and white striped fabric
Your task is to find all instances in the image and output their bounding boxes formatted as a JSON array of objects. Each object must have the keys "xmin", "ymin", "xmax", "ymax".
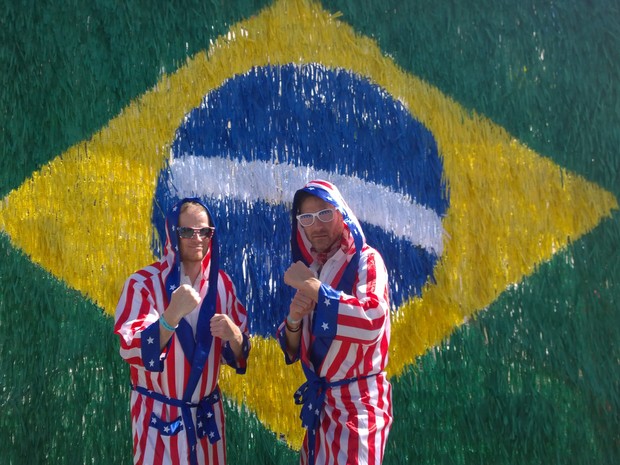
[{"xmin": 278, "ymin": 180, "xmax": 393, "ymax": 465}]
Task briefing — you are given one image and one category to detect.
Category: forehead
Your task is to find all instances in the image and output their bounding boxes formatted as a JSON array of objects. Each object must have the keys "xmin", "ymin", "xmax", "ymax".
[
  {"xmin": 178, "ymin": 204, "xmax": 210, "ymax": 226},
  {"xmin": 299, "ymin": 195, "xmax": 333, "ymax": 213}
]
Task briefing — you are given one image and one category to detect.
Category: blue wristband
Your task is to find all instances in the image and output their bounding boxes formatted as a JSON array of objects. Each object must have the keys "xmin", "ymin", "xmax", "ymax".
[
  {"xmin": 160, "ymin": 314, "xmax": 177, "ymax": 332},
  {"xmin": 287, "ymin": 315, "xmax": 301, "ymax": 325}
]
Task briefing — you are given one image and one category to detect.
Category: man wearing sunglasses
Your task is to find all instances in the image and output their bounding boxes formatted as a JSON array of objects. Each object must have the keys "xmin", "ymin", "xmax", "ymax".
[
  {"xmin": 115, "ymin": 198, "xmax": 250, "ymax": 465},
  {"xmin": 277, "ymin": 180, "xmax": 392, "ymax": 465}
]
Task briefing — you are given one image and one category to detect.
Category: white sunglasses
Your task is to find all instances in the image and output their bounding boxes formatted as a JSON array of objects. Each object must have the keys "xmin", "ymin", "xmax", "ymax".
[{"xmin": 296, "ymin": 208, "xmax": 335, "ymax": 227}]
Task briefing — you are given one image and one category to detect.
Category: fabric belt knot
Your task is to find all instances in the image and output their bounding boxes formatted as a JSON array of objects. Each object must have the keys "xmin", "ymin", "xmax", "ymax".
[
  {"xmin": 132, "ymin": 384, "xmax": 222, "ymax": 465},
  {"xmin": 195, "ymin": 390, "xmax": 221, "ymax": 443},
  {"xmin": 293, "ymin": 372, "xmax": 375, "ymax": 465},
  {"xmin": 294, "ymin": 376, "xmax": 326, "ymax": 433}
]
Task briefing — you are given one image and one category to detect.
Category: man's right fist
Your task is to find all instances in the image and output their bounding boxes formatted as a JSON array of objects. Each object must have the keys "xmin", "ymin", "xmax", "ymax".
[{"xmin": 169, "ymin": 284, "xmax": 201, "ymax": 320}]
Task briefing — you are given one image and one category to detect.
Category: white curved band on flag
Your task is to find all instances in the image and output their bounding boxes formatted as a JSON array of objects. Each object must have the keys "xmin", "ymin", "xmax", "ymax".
[{"xmin": 166, "ymin": 155, "xmax": 445, "ymax": 256}]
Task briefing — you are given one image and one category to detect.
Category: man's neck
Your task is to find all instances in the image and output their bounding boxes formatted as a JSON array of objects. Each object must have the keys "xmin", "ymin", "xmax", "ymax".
[{"xmin": 182, "ymin": 261, "xmax": 201, "ymax": 284}]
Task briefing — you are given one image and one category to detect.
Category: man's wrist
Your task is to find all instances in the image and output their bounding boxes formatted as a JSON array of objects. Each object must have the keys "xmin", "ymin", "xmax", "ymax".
[
  {"xmin": 160, "ymin": 313, "xmax": 178, "ymax": 331},
  {"xmin": 286, "ymin": 314, "xmax": 301, "ymax": 325},
  {"xmin": 286, "ymin": 315, "xmax": 301, "ymax": 332},
  {"xmin": 301, "ymin": 278, "xmax": 321, "ymax": 302},
  {"xmin": 163, "ymin": 304, "xmax": 183, "ymax": 328},
  {"xmin": 234, "ymin": 329, "xmax": 244, "ymax": 348}
]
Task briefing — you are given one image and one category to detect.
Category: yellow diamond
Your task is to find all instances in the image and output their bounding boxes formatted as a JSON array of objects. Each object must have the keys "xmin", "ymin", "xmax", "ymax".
[{"xmin": 0, "ymin": 0, "xmax": 616, "ymax": 448}]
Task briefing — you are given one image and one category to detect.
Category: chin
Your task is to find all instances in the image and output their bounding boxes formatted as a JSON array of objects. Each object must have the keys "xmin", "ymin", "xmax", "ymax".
[{"xmin": 311, "ymin": 242, "xmax": 329, "ymax": 253}]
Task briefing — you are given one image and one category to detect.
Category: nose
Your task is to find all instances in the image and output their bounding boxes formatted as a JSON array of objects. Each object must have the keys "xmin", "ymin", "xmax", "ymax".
[{"xmin": 307, "ymin": 221, "xmax": 327, "ymax": 233}]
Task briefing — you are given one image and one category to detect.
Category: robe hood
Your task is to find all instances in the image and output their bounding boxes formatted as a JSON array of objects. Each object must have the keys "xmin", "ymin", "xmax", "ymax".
[
  {"xmin": 161, "ymin": 197, "xmax": 219, "ymax": 304},
  {"xmin": 291, "ymin": 180, "xmax": 365, "ymax": 266}
]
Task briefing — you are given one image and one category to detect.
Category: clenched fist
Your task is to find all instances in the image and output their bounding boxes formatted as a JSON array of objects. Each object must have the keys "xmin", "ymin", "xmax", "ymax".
[
  {"xmin": 166, "ymin": 284, "xmax": 201, "ymax": 325},
  {"xmin": 210, "ymin": 314, "xmax": 242, "ymax": 344},
  {"xmin": 289, "ymin": 291, "xmax": 315, "ymax": 322},
  {"xmin": 284, "ymin": 261, "xmax": 321, "ymax": 301}
]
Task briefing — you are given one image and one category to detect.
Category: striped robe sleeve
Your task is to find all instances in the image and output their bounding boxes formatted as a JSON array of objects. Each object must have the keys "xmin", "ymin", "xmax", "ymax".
[
  {"xmin": 313, "ymin": 246, "xmax": 390, "ymax": 346},
  {"xmin": 114, "ymin": 265, "xmax": 169, "ymax": 371}
]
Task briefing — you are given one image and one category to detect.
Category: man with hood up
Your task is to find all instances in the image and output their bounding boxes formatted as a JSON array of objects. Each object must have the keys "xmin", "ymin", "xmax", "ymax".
[
  {"xmin": 115, "ymin": 198, "xmax": 250, "ymax": 465},
  {"xmin": 277, "ymin": 180, "xmax": 393, "ymax": 465}
]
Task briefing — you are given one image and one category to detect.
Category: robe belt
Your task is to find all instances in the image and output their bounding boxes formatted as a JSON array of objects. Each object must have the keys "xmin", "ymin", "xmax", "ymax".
[
  {"xmin": 293, "ymin": 371, "xmax": 376, "ymax": 465},
  {"xmin": 132, "ymin": 384, "xmax": 222, "ymax": 465}
]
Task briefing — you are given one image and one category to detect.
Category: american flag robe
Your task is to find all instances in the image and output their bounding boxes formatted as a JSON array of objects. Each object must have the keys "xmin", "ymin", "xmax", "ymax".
[
  {"xmin": 115, "ymin": 198, "xmax": 250, "ymax": 465},
  {"xmin": 277, "ymin": 180, "xmax": 393, "ymax": 465}
]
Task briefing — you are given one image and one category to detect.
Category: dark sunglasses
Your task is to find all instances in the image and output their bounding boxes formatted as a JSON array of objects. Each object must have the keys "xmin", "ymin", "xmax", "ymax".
[{"xmin": 177, "ymin": 226, "xmax": 215, "ymax": 239}]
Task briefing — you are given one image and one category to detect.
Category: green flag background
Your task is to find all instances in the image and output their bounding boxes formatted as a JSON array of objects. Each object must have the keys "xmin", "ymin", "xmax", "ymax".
[{"xmin": 1, "ymin": 1, "xmax": 618, "ymax": 464}]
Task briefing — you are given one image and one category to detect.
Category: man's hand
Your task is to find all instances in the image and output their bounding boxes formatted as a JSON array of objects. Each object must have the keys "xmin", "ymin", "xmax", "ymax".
[
  {"xmin": 283, "ymin": 289, "xmax": 316, "ymax": 358},
  {"xmin": 210, "ymin": 314, "xmax": 242, "ymax": 344},
  {"xmin": 210, "ymin": 314, "xmax": 244, "ymax": 360},
  {"xmin": 166, "ymin": 284, "xmax": 201, "ymax": 325},
  {"xmin": 289, "ymin": 291, "xmax": 315, "ymax": 322},
  {"xmin": 284, "ymin": 261, "xmax": 322, "ymax": 301},
  {"xmin": 159, "ymin": 284, "xmax": 201, "ymax": 349}
]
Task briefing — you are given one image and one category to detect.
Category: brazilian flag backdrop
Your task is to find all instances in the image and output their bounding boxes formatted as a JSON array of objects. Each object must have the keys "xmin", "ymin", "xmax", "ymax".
[{"xmin": 1, "ymin": 0, "xmax": 619, "ymax": 464}]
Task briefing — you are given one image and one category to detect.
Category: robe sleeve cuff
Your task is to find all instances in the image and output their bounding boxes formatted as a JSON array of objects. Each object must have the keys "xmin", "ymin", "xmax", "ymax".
[
  {"xmin": 140, "ymin": 321, "xmax": 168, "ymax": 372},
  {"xmin": 221, "ymin": 333, "xmax": 251, "ymax": 374},
  {"xmin": 311, "ymin": 284, "xmax": 339, "ymax": 338}
]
